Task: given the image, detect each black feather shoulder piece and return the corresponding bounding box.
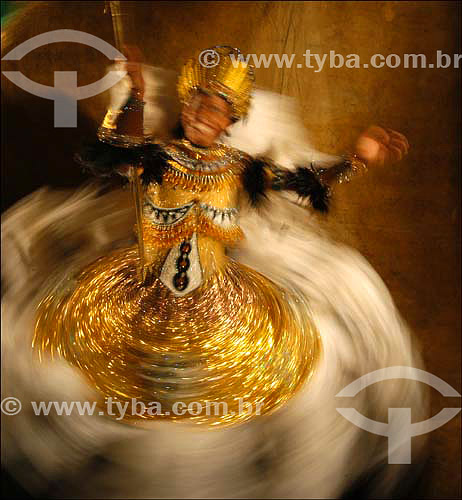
[74,140,168,186]
[242,157,330,213]
[139,144,169,186]
[283,166,330,213]
[242,157,269,207]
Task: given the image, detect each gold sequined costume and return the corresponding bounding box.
[34,139,320,427]
[33,48,321,427]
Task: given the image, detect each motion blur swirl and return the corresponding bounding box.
[33,247,320,426]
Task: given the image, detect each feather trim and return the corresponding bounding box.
[242,159,330,213]
[242,158,268,207]
[74,141,167,186]
[283,167,330,213]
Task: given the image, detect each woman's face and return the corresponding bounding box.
[181,92,233,147]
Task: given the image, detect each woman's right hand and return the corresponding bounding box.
[120,44,145,98]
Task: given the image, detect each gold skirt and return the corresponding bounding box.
[34,246,321,427]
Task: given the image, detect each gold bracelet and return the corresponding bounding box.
[337,153,368,184]
[97,126,148,148]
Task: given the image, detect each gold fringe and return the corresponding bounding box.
[162,159,243,192]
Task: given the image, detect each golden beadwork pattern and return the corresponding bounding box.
[140,212,244,249]
[162,158,243,192]
[163,139,246,169]
[33,248,320,427]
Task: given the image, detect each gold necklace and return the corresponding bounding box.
[163,139,245,174]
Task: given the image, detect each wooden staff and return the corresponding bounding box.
[104,1,147,283]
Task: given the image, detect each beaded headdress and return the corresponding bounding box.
[177,45,255,120]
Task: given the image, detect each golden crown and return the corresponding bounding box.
[177,46,255,120]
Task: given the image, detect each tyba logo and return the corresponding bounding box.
[2,29,127,127]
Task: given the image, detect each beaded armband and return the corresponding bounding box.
[97,91,147,148]
[317,153,368,186]
[97,126,147,148]
[260,153,367,213]
[265,160,326,192]
[338,153,368,183]
[262,160,330,212]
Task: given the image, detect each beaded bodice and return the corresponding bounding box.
[141,139,248,295]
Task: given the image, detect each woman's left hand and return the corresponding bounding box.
[355,125,410,167]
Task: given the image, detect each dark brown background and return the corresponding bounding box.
[1,1,461,498]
